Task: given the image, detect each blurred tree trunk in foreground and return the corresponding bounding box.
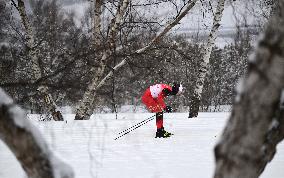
[0,88,73,178]
[214,0,284,177]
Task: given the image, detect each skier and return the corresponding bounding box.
[141,83,183,138]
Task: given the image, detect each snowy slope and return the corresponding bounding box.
[0,113,283,178]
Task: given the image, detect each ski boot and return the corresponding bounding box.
[155,127,173,138]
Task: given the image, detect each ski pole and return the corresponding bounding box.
[117,115,156,135]
[114,116,155,140]
[114,115,155,140]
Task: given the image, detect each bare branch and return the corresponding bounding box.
[136,0,198,54]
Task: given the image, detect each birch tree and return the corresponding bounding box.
[214,0,284,177]
[11,0,63,121]
[0,88,74,178]
[188,0,226,118]
[75,0,130,120]
[75,0,198,120]
[93,0,103,49]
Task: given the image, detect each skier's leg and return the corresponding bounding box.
[157,112,174,138]
[155,112,164,138]
[156,112,163,129]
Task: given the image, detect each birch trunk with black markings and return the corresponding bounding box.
[75,0,130,120]
[15,0,63,120]
[189,0,225,118]
[93,0,103,48]
[214,1,284,177]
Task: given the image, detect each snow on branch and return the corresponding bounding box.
[0,88,74,178]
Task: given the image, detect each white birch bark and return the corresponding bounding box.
[108,0,130,49]
[17,0,41,81]
[93,0,103,48]
[15,0,63,121]
[75,0,198,120]
[0,88,74,178]
[189,0,225,118]
[75,0,130,120]
[214,1,284,177]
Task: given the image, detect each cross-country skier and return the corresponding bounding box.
[141,83,183,138]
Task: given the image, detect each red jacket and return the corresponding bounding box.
[141,84,172,113]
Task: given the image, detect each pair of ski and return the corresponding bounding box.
[114,114,173,140]
[114,115,155,140]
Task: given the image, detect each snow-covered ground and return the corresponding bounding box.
[0,112,283,178]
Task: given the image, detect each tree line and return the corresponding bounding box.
[1,0,250,118]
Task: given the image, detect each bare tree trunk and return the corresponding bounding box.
[14,0,63,121]
[75,0,130,120]
[17,0,41,80]
[75,0,198,120]
[0,88,73,178]
[37,86,63,121]
[214,1,284,177]
[93,0,103,48]
[189,0,225,118]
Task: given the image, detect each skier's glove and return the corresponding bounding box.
[164,106,173,113]
[162,88,172,96]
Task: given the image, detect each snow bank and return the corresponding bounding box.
[2,112,283,178]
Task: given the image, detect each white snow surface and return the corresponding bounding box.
[1,113,284,178]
